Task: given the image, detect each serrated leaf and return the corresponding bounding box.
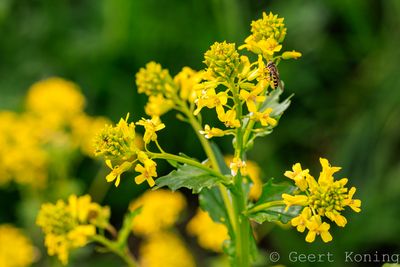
[155,164,222,193]
[260,88,293,117]
[249,205,302,224]
[248,178,302,224]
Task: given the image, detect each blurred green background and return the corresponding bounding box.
[1,0,399,266]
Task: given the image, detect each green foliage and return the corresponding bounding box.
[248,178,301,224]
[154,164,224,193]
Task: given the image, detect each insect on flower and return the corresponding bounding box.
[266,61,282,90]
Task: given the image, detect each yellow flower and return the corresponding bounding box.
[105,160,133,187]
[204,41,240,79]
[250,12,286,43]
[135,62,175,96]
[229,157,247,176]
[0,224,36,267]
[283,158,361,242]
[174,67,203,102]
[282,194,309,210]
[239,86,266,112]
[144,94,175,117]
[136,116,165,144]
[199,124,225,139]
[240,12,287,58]
[25,77,85,127]
[284,163,309,191]
[343,187,361,212]
[282,50,302,60]
[193,88,227,120]
[139,231,196,267]
[129,190,186,235]
[187,209,229,252]
[219,109,241,128]
[250,108,277,127]
[305,216,332,243]
[36,195,109,265]
[291,207,312,233]
[94,114,137,161]
[134,153,157,187]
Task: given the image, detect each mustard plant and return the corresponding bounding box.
[36,11,361,267]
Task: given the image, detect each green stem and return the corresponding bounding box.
[246,200,286,214]
[179,101,238,233]
[231,80,251,267]
[92,235,137,267]
[149,152,231,184]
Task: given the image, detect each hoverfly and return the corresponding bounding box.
[266,61,282,90]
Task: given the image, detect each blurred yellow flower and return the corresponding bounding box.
[36,195,109,265]
[174,67,203,102]
[187,209,228,253]
[139,231,196,267]
[136,62,175,96]
[0,224,36,267]
[25,77,85,128]
[129,189,186,236]
[0,112,48,187]
[144,94,174,117]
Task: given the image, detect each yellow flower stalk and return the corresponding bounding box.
[0,224,36,267]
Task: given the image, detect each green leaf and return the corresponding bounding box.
[248,178,302,224]
[155,164,222,193]
[199,143,232,231]
[199,187,230,225]
[210,142,230,175]
[260,87,293,117]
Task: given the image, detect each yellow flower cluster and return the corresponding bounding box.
[0,224,36,267]
[0,78,111,188]
[36,195,110,265]
[282,158,361,243]
[139,231,196,267]
[191,12,301,142]
[187,209,229,252]
[94,114,163,187]
[129,189,186,235]
[136,62,204,117]
[240,12,287,59]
